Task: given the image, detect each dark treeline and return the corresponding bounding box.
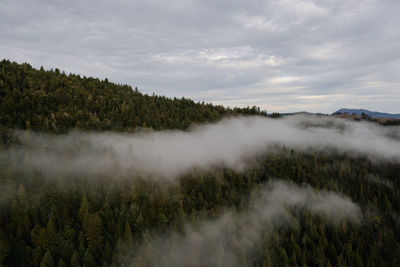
[0,60,399,266]
[0,59,265,133]
[383,120,400,126]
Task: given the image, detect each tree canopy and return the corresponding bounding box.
[0,60,399,266]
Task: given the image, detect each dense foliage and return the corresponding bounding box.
[1,149,399,267]
[0,60,399,266]
[0,59,265,133]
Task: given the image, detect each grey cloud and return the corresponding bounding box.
[127,180,361,267]
[2,116,400,180]
[1,0,400,113]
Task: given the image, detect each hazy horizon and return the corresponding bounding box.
[1,0,399,113]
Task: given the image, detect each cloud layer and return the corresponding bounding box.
[2,115,400,180]
[1,0,400,113]
[128,180,361,267]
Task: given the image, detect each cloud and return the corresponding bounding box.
[1,115,400,180]
[1,0,400,113]
[268,76,307,84]
[127,180,361,267]
[151,46,283,71]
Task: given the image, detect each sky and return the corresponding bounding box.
[1,0,399,113]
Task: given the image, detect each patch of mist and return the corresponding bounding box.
[126,180,361,267]
[0,115,399,180]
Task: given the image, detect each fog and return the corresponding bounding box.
[127,180,361,267]
[1,115,400,180]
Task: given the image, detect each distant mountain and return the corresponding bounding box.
[333,108,400,119]
[279,111,326,116]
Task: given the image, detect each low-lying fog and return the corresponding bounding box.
[1,115,399,180]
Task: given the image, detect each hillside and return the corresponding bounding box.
[0,60,399,267]
[0,60,264,133]
[333,108,400,119]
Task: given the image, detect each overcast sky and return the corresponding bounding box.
[1,0,399,113]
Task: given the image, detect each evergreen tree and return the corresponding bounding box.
[40,250,54,267]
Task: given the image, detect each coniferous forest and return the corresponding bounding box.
[0,60,400,267]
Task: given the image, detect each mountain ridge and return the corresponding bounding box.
[333,108,400,119]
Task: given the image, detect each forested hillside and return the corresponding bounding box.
[0,60,264,133]
[0,60,399,267]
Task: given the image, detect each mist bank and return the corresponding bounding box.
[1,115,400,180]
[127,180,361,267]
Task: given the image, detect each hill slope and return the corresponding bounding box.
[0,60,264,133]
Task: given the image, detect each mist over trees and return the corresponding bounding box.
[0,60,400,266]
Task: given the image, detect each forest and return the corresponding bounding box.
[0,60,400,267]
[0,60,264,134]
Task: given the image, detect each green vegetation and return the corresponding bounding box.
[0,60,399,266]
[0,59,265,133]
[1,150,399,266]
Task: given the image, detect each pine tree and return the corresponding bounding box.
[70,250,81,267]
[79,194,90,221]
[57,259,67,267]
[40,250,54,267]
[83,249,95,267]
[123,221,134,248]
